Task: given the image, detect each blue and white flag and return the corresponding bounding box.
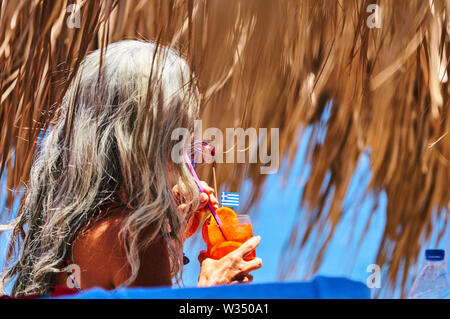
[221,192,240,207]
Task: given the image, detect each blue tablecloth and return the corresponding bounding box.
[59,276,370,299]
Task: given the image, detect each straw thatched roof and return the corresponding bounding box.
[0,0,448,296]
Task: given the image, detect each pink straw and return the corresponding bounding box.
[184,153,223,226]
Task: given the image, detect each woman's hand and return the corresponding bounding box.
[197,236,262,287]
[172,181,219,240]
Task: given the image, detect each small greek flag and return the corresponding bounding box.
[221,192,240,207]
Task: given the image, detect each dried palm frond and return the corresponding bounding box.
[0,0,448,296]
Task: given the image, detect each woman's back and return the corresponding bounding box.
[55,204,172,290]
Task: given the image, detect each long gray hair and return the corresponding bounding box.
[0,40,201,296]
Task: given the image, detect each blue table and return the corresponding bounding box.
[59,276,370,299]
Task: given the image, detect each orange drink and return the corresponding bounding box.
[202,208,256,261]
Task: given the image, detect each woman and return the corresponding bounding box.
[0,40,262,297]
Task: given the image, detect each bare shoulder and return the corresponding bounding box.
[75,205,129,250]
[70,204,172,289]
[67,205,130,289]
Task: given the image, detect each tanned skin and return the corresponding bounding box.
[55,205,172,289]
[55,181,262,290]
